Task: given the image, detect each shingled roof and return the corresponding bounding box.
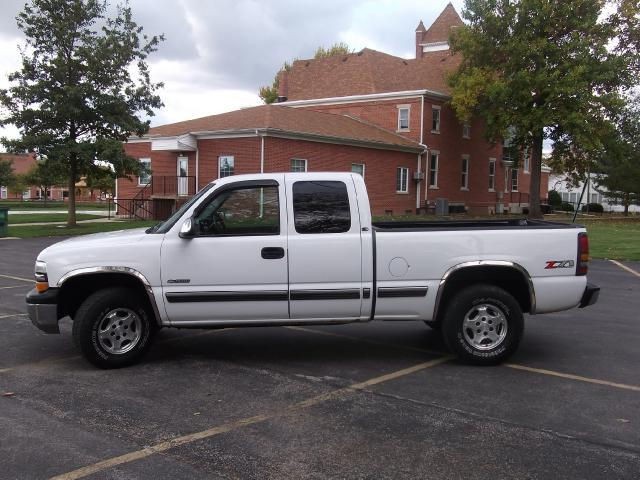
[280,3,464,101]
[144,105,422,152]
[281,48,460,101]
[420,2,464,44]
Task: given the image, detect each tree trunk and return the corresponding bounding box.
[67,158,77,227]
[624,194,629,216]
[528,131,544,219]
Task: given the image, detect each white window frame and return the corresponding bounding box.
[218,155,235,178]
[396,167,409,193]
[561,192,569,202]
[290,158,307,172]
[463,122,471,139]
[138,158,151,186]
[397,105,410,131]
[461,155,470,190]
[429,150,439,188]
[488,158,496,192]
[351,163,365,178]
[511,168,519,192]
[523,148,530,173]
[431,105,441,133]
[0,186,7,199]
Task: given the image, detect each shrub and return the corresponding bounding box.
[560,202,575,212]
[581,203,604,213]
[548,190,562,207]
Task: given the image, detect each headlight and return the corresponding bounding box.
[34,260,49,292]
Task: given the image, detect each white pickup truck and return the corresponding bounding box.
[27,172,599,368]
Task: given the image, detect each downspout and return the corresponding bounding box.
[418,94,428,210]
[195,145,199,191]
[259,131,265,173]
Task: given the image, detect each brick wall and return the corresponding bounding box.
[263,137,421,215]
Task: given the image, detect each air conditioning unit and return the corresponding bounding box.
[413,171,425,181]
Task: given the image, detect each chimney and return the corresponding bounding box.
[277,69,288,103]
[415,20,426,59]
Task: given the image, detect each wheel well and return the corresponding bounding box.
[435,266,532,323]
[58,273,158,324]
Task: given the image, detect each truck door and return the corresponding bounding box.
[286,176,363,320]
[160,177,289,324]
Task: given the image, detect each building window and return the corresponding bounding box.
[429,151,439,188]
[569,192,578,204]
[218,156,234,177]
[511,169,519,192]
[488,158,496,191]
[293,181,351,234]
[591,193,600,204]
[523,148,530,172]
[432,106,441,133]
[461,155,469,190]
[138,158,151,185]
[396,167,409,193]
[463,122,471,139]
[290,158,307,172]
[397,106,410,130]
[561,192,569,202]
[351,163,365,178]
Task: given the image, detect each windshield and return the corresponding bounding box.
[146,183,216,234]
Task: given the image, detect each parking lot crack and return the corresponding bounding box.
[359,387,640,457]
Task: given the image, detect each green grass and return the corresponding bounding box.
[573,220,640,261]
[0,200,111,210]
[7,220,156,238]
[8,213,105,224]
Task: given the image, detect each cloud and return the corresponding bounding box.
[0,0,466,137]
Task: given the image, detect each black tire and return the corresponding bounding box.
[441,284,523,366]
[72,287,156,368]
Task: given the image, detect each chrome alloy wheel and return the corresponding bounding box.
[97,308,142,355]
[462,303,508,351]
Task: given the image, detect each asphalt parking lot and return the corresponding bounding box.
[1,237,639,479]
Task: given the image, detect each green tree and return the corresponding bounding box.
[23,158,67,204]
[259,42,353,104]
[0,0,164,225]
[448,0,640,218]
[0,160,16,189]
[596,96,640,215]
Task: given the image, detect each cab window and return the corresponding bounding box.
[194,185,279,236]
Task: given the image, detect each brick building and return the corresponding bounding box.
[119,3,548,218]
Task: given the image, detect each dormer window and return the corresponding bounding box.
[397,106,410,131]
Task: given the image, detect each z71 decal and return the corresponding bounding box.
[545,260,575,269]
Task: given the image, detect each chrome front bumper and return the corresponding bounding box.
[26,288,60,334]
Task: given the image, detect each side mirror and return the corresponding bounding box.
[179,217,196,238]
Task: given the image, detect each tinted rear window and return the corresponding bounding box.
[292,181,351,234]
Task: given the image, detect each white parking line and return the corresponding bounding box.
[609,259,640,278]
[0,313,27,319]
[0,273,33,283]
[0,285,28,289]
[289,326,640,393]
[49,356,450,480]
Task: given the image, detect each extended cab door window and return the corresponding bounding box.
[292,181,350,234]
[287,178,363,320]
[194,186,279,236]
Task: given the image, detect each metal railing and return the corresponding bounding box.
[108,197,154,220]
[151,176,196,197]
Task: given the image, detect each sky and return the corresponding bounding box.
[0,0,465,141]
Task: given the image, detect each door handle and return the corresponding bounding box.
[261,247,285,259]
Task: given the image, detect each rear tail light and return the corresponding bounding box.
[576,232,589,276]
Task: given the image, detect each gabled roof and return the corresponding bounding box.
[142,105,421,152]
[280,3,464,101]
[420,2,464,44]
[282,47,460,100]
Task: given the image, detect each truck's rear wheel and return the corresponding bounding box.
[442,285,523,365]
[72,287,156,368]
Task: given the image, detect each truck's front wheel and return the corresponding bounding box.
[72,287,156,368]
[442,285,523,365]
